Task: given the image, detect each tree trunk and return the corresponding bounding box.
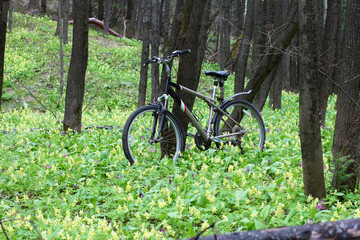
[0,0,9,110]
[298,0,326,199]
[63,0,90,132]
[218,0,225,70]
[97,0,104,20]
[137,0,150,107]
[40,0,46,13]
[234,0,254,93]
[57,0,64,107]
[28,0,39,10]
[243,0,299,102]
[289,34,299,92]
[134,0,144,40]
[172,0,211,137]
[160,0,170,55]
[235,0,245,36]
[103,0,111,35]
[318,0,342,126]
[8,0,12,33]
[332,0,360,191]
[251,0,265,74]
[269,0,285,110]
[63,0,69,44]
[150,0,160,102]
[183,218,360,240]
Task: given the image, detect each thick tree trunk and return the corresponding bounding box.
[332,0,360,191]
[137,0,150,107]
[234,0,254,93]
[184,218,360,240]
[251,0,265,75]
[298,0,326,199]
[0,0,9,110]
[172,0,211,136]
[63,0,90,132]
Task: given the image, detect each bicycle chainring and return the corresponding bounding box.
[194,131,211,151]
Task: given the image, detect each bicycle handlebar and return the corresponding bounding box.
[143,49,191,66]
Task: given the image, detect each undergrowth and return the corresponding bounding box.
[1,12,360,240]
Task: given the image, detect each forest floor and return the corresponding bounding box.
[1,11,360,240]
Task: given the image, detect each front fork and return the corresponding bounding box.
[149,94,169,143]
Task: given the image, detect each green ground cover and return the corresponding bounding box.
[1,12,360,240]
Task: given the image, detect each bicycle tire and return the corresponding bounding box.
[213,99,266,152]
[122,105,185,164]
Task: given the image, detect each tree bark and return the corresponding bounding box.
[234,0,254,93]
[28,0,39,10]
[137,0,150,107]
[171,0,211,137]
[97,0,104,20]
[0,0,9,110]
[318,0,342,126]
[40,0,46,13]
[8,0,12,33]
[63,0,90,132]
[184,218,360,240]
[103,0,111,35]
[298,0,326,199]
[57,0,64,107]
[150,0,160,102]
[269,0,285,110]
[332,0,360,191]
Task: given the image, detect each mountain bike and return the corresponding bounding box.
[122,49,265,164]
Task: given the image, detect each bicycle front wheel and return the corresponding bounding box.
[122,105,185,164]
[213,100,265,152]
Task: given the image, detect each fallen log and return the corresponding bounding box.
[68,17,123,38]
[185,218,360,240]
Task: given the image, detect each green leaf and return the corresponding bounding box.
[254,219,265,230]
[285,208,297,223]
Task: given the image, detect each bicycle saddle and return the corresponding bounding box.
[204,71,229,80]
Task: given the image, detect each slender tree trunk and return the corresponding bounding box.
[0,0,9,110]
[57,0,64,107]
[332,0,360,191]
[28,0,39,10]
[150,0,160,102]
[103,0,111,35]
[318,0,342,126]
[40,0,46,13]
[298,0,326,199]
[137,0,150,107]
[62,0,69,44]
[235,0,245,36]
[63,0,90,132]
[134,0,144,40]
[251,0,265,74]
[234,0,254,93]
[289,34,299,92]
[98,0,104,20]
[8,0,12,33]
[219,0,225,70]
[269,0,285,110]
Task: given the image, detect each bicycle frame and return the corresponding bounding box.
[155,59,251,143]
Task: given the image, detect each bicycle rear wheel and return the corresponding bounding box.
[213,100,265,152]
[122,105,185,164]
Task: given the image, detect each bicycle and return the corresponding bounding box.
[122,49,266,164]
